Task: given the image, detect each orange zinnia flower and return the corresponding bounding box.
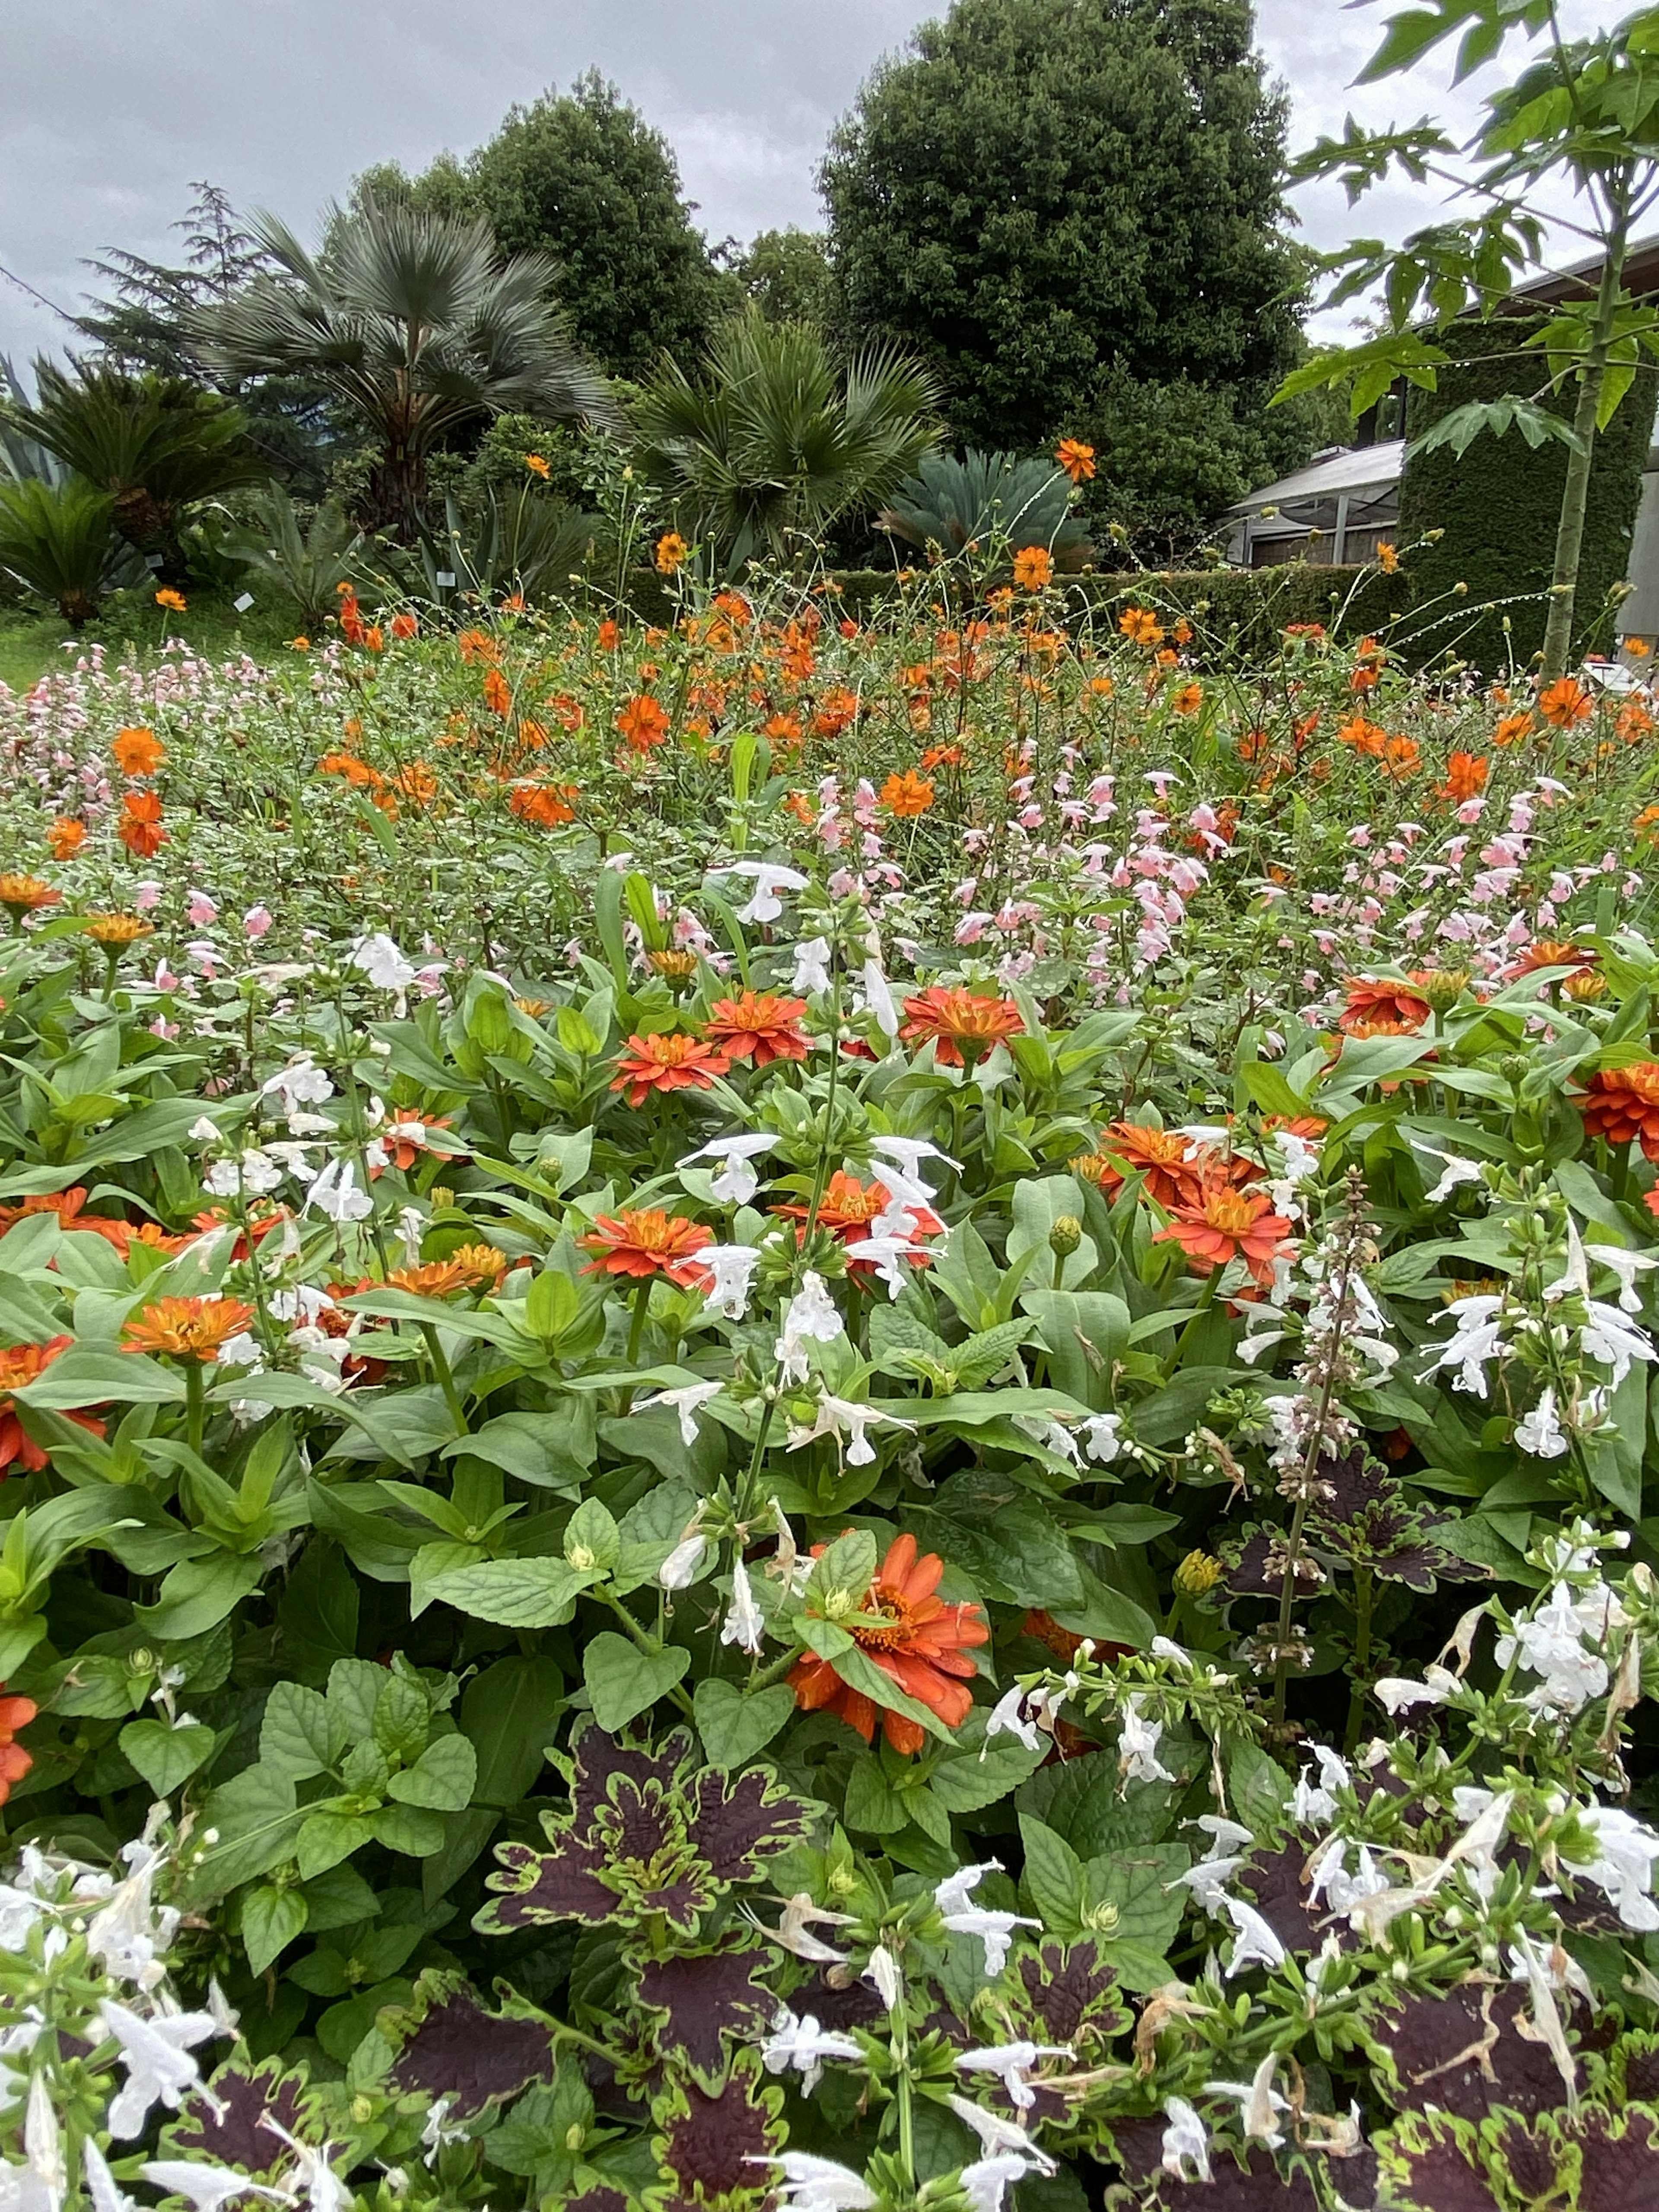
[0,1688,36,1806]
[391,611,419,640]
[577,1208,713,1285]
[0,1338,85,1473]
[118,791,167,858]
[880,769,936,817]
[1055,439,1096,484]
[483,668,513,718]
[0,874,60,918]
[122,1296,256,1361]
[773,1171,942,1249]
[111,726,165,776]
[617,694,671,750]
[47,818,86,860]
[1012,546,1053,591]
[85,914,153,947]
[1337,715,1387,756]
[1338,976,1433,1034]
[1119,607,1163,647]
[705,991,811,1066]
[1439,750,1489,801]
[656,531,689,575]
[1538,677,1593,728]
[1504,938,1594,982]
[610,1030,731,1106]
[0,1188,133,1249]
[1155,1187,1295,1286]
[899,985,1024,1067]
[1577,1063,1659,1159]
[1076,1122,1209,1211]
[789,1534,988,1755]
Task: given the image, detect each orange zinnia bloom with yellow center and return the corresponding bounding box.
[0,874,60,918]
[789,1533,988,1755]
[1577,1063,1659,1159]
[1338,976,1433,1035]
[610,1030,731,1106]
[1075,1122,1209,1211]
[85,914,153,947]
[1155,1187,1296,1286]
[122,1296,256,1362]
[773,1171,942,1246]
[880,769,936,817]
[0,1338,82,1474]
[704,992,811,1066]
[899,985,1023,1068]
[1504,938,1594,982]
[577,1208,713,1286]
[0,1688,37,1806]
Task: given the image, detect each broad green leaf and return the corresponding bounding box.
[242,1885,308,1976]
[386,1732,477,1812]
[297,1809,378,1881]
[191,1763,302,1900]
[582,1632,690,1733]
[423,1556,600,1627]
[1019,1815,1087,1937]
[135,1553,264,1641]
[15,1346,185,1408]
[118,1718,216,1796]
[462,1656,563,1805]
[693,1679,796,1769]
[261,1681,347,1780]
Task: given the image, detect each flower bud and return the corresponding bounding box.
[1174,1550,1224,1596]
[429,1186,455,1211]
[1417,969,1469,1012]
[1563,969,1607,1001]
[1049,1215,1083,1259]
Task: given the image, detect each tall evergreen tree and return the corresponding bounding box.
[820,0,1306,457]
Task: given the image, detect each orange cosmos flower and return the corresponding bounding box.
[1170,682,1203,716]
[1617,697,1655,742]
[1493,709,1533,747]
[1439,750,1488,801]
[117,791,167,858]
[154,588,188,613]
[880,769,936,817]
[457,628,498,665]
[47,818,86,860]
[1380,734,1421,780]
[705,991,811,1066]
[899,985,1024,1067]
[610,1030,731,1106]
[1338,715,1387,756]
[1338,976,1433,1034]
[390,611,419,640]
[1012,546,1053,591]
[0,874,60,919]
[788,1533,988,1756]
[655,531,689,575]
[617,694,671,750]
[811,686,860,740]
[1577,1063,1659,1159]
[1076,1122,1211,1211]
[577,1208,713,1285]
[0,1338,82,1473]
[1119,607,1164,647]
[1376,542,1399,574]
[1350,637,1384,692]
[1636,803,1659,842]
[921,743,963,769]
[1538,677,1593,728]
[111,726,165,777]
[122,1295,256,1362]
[524,452,551,479]
[1155,1186,1296,1286]
[509,779,580,827]
[483,668,513,718]
[1055,438,1096,484]
[0,1688,36,1807]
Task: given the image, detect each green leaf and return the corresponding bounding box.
[582,1632,690,1732]
[242,1885,308,1976]
[192,1763,302,1899]
[1089,1842,1189,1957]
[564,1497,620,1571]
[261,1681,348,1780]
[386,1732,477,1811]
[1018,1815,1087,1938]
[461,1655,563,1806]
[117,1718,216,1796]
[14,1346,185,1408]
[693,1679,796,1769]
[135,1552,264,1641]
[423,1556,600,1627]
[374,1672,430,1764]
[1229,1739,1292,1832]
[297,1809,378,1881]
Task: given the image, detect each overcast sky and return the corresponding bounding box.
[0,0,1620,373]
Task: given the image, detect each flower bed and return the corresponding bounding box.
[2,585,1659,2212]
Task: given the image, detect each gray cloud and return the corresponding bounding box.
[0,0,1619,370]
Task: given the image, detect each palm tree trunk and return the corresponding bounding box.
[1540,207,1629,680]
[364,445,428,543]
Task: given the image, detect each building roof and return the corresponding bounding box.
[1223,438,1405,518]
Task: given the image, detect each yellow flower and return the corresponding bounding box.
[154,588,188,613]
[524,454,551,480]
[655,531,689,576]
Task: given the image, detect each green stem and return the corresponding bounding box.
[422,1323,468,1434]
[185,1361,204,1457]
[626,1278,652,1370]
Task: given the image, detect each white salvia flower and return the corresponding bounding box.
[420,2098,467,2162]
[87,1840,180,1990]
[1291,1745,1351,1827]
[787,1394,912,1468]
[776,1272,843,1381]
[352,934,417,994]
[711,862,809,924]
[958,2156,1041,2212]
[859,961,900,1039]
[1422,1294,1509,1397]
[750,2153,874,2212]
[659,1521,709,1591]
[1410,1142,1487,1205]
[1078,1413,1124,1463]
[745,1892,856,1965]
[261,1055,334,1109]
[99,2001,218,2138]
[1206,2050,1289,2147]
[983,1685,1041,1753]
[141,2168,284,2212]
[953,2042,1073,2113]
[761,2005,864,2095]
[864,1943,903,2009]
[1308,1841,1390,1919]
[1374,1671,1455,1714]
[1220,1894,1287,1977]
[258,2122,351,2212]
[1160,2099,1211,2185]
[721,1559,766,1654]
[1495,1584,1620,1713]
[791,938,833,995]
[302,1156,372,1224]
[637,1381,724,1446]
[1587,1242,1659,1314]
[946,2098,1055,2172]
[680,1135,775,1205]
[933,1862,1041,1974]
[1150,1636,1193,1668]
[697,1243,761,1321]
[1578,1299,1658,1386]
[82,2143,136,2212]
[1561,1802,1659,1931]
[869,1135,960,1179]
[1170,1856,1245,1912]
[1119,1694,1174,1784]
[843,1233,928,1297]
[7,2075,64,2212]
[187,1116,221,1144]
[1012,1413,1079,1462]
[204,1149,284,1198]
[1515,1388,1569,1459]
[1192,1815,1254,1860]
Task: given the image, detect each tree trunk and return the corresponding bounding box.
[1540,212,1629,680]
[363,445,429,545]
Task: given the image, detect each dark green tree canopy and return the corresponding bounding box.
[368,72,724,381]
[727,229,835,326]
[820,0,1306,452]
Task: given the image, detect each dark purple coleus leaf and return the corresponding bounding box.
[387,1985,556,2117]
[1569,2106,1659,2208]
[1380,2132,1501,2212]
[1101,2114,1166,2184]
[654,2062,784,2209]
[478,1830,619,1932]
[1379,1983,1573,2123]
[1308,1452,1483,1591]
[790,1973,886,2036]
[1222,1529,1312,1605]
[165,2065,306,2175]
[568,1719,690,1823]
[1615,2032,1659,2105]
[687,1768,813,1883]
[1012,1939,1130,2050]
[1236,1844,1325,1956]
[565,2191,629,2212]
[636,1942,773,2082]
[1156,2148,1320,2208]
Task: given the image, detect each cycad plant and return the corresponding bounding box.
[4,361,267,575]
[878,448,1093,574]
[0,477,134,625]
[0,357,66,486]
[198,196,614,541]
[632,308,943,569]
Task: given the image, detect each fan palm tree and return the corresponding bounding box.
[198,196,614,540]
[5,360,267,575]
[632,309,943,569]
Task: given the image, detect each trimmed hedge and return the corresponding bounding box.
[1397,314,1657,669]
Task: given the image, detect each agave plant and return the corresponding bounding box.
[0,477,137,626]
[877,448,1093,572]
[363,489,604,610]
[218,485,365,629]
[5,360,267,575]
[0,357,67,487]
[198,197,614,542]
[632,308,942,569]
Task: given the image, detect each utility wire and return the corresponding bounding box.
[0,257,76,323]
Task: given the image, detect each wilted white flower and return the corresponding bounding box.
[1160,2099,1211,2184]
[761,2005,864,2095]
